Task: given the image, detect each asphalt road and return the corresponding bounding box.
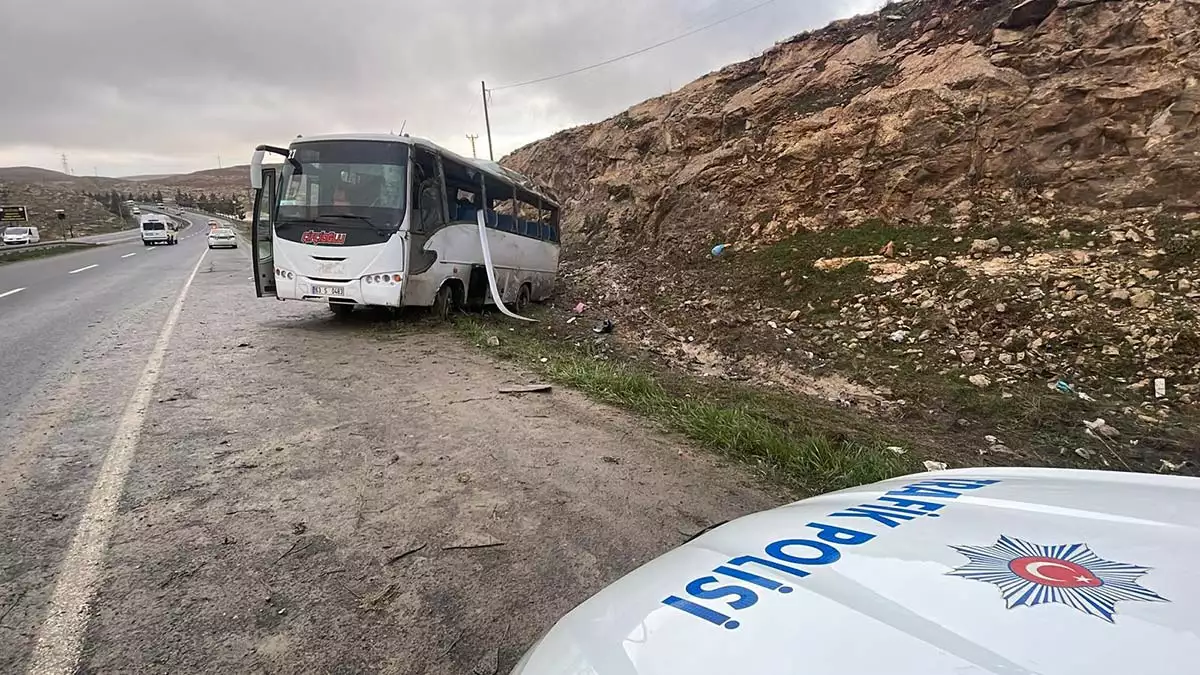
[0,215,206,419]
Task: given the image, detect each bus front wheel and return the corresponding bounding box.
[432,285,455,322]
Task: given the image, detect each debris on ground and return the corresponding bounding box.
[968,374,991,388]
[498,384,553,395]
[1084,418,1120,439]
[923,460,948,472]
[1159,458,1187,473]
[593,319,615,334]
[384,543,427,566]
[442,541,506,552]
[484,336,500,347]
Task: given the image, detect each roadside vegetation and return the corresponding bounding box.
[455,313,915,495]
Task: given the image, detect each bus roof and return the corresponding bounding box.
[289,133,559,207]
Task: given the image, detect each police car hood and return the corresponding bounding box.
[512,468,1199,675]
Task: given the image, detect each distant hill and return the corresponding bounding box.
[165,165,250,192]
[120,173,173,182]
[0,166,76,183]
[0,162,250,202]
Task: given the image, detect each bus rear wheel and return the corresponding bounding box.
[515,284,532,313]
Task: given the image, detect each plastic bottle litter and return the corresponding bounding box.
[711,243,731,257]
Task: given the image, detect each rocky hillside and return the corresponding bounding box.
[0,181,126,238]
[508,0,1197,248]
[504,0,1200,470]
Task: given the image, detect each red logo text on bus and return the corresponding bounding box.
[300,230,347,245]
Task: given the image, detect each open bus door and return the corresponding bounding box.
[250,163,277,298]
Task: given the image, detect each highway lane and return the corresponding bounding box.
[0,210,223,672]
[0,215,214,423]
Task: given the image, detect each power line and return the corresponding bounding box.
[492,0,779,91]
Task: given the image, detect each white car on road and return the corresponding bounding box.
[207,227,237,249]
[139,215,176,246]
[511,468,1196,675]
[2,226,40,245]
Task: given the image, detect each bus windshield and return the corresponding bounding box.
[277,141,409,233]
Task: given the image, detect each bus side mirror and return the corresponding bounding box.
[251,167,266,190]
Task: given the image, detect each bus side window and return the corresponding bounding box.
[441,158,480,223]
[412,149,445,234]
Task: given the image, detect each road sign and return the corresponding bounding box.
[0,206,29,223]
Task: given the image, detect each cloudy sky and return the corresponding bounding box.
[0,0,882,177]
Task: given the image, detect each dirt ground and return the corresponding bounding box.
[0,249,783,674]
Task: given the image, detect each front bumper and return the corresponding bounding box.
[275,273,404,308]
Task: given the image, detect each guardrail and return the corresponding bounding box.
[0,241,100,257]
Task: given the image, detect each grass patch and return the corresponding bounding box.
[455,315,913,495]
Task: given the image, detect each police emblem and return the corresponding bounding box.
[947,535,1168,622]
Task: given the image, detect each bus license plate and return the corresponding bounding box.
[312,285,344,297]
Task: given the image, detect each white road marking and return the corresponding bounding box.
[120,252,136,259]
[28,248,209,675]
[0,287,25,299]
[67,264,98,275]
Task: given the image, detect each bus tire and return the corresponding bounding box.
[432,284,455,322]
[329,302,354,318]
[516,283,532,313]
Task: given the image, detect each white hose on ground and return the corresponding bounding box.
[477,210,538,323]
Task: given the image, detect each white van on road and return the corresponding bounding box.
[139,215,177,246]
[2,226,40,245]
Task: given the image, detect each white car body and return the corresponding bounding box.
[512,468,1198,675]
[208,228,237,249]
[2,226,40,245]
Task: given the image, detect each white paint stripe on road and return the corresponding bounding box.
[120,252,136,259]
[67,264,98,275]
[28,248,209,675]
[0,287,25,299]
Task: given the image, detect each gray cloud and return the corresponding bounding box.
[0,0,881,175]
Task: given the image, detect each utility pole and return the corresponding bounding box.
[465,134,479,159]
[217,155,222,169]
[481,81,495,161]
[61,153,71,175]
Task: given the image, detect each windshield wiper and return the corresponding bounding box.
[311,213,391,236]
